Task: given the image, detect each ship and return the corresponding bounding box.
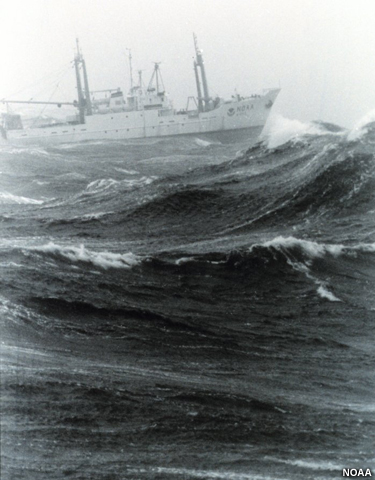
[1,36,280,145]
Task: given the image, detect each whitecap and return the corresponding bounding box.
[249,236,347,301]
[0,192,43,205]
[175,257,194,265]
[195,138,212,147]
[85,178,119,193]
[250,236,375,260]
[114,168,139,175]
[250,236,341,259]
[270,457,342,471]
[84,176,155,195]
[317,285,341,302]
[79,211,114,220]
[56,172,87,180]
[128,465,289,480]
[28,242,141,270]
[347,109,375,141]
[262,114,339,149]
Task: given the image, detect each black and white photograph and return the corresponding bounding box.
[1,1,374,479]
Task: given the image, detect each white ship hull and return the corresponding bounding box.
[4,89,279,146]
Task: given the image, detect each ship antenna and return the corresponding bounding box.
[76,38,81,58]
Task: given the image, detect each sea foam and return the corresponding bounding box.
[0,192,44,205]
[270,457,342,471]
[347,109,375,141]
[317,285,341,302]
[130,466,289,480]
[29,242,141,269]
[249,236,375,302]
[251,236,375,259]
[84,176,155,195]
[262,115,327,149]
[195,138,213,147]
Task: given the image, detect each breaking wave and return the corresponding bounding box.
[347,109,375,141]
[0,192,44,205]
[249,236,375,259]
[261,114,344,149]
[26,242,141,269]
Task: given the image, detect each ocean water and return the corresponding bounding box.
[1,117,374,480]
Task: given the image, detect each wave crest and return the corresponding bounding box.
[0,192,44,205]
[28,242,141,269]
[347,109,375,141]
[250,236,375,262]
[261,115,343,149]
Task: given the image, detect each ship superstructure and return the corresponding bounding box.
[1,36,280,145]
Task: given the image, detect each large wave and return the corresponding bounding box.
[114,126,375,243]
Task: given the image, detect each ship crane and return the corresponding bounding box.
[147,63,165,95]
[1,99,75,107]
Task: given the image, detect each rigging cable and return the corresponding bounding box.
[30,67,74,127]
[2,63,72,102]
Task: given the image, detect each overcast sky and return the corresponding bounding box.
[1,0,374,127]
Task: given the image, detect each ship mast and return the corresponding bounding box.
[193,60,203,113]
[193,33,210,112]
[1,41,85,118]
[74,39,93,123]
[74,40,85,123]
[81,58,92,116]
[126,48,134,91]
